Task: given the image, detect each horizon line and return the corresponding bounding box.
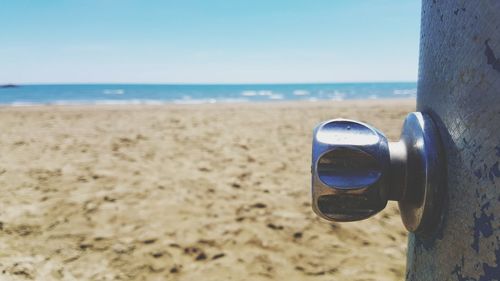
[2,80,417,86]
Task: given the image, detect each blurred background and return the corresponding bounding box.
[0,1,419,280]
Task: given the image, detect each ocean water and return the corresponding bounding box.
[0,83,416,106]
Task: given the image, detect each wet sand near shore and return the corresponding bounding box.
[0,99,414,281]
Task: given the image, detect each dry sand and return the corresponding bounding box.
[0,99,415,281]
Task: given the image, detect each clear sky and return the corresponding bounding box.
[0,0,421,84]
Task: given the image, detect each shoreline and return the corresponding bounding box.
[0,98,415,111]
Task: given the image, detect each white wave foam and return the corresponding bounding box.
[103,89,125,95]
[2,98,253,107]
[241,91,257,97]
[173,98,249,104]
[268,94,284,100]
[8,102,39,107]
[94,99,165,105]
[218,98,249,103]
[328,90,346,101]
[43,99,167,106]
[258,90,273,96]
[393,89,417,96]
[241,90,275,97]
[293,90,310,96]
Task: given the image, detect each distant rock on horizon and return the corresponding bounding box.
[0,84,19,89]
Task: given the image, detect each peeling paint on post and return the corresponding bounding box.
[407,0,500,280]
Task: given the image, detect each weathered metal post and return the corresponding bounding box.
[407,0,500,280]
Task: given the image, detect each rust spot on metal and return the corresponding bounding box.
[484,39,500,72]
[472,202,494,252]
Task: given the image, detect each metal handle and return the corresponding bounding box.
[311,112,445,234]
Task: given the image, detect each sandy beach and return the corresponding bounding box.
[0,99,414,281]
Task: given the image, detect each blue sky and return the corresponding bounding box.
[0,1,421,84]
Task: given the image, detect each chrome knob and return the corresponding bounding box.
[311,119,391,222]
[311,112,445,234]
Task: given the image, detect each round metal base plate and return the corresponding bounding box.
[398,112,445,235]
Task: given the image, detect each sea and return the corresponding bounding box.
[0,82,416,106]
